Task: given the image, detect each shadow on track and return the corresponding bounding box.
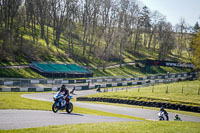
[57,112,84,116]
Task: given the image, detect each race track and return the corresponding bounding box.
[1,90,200,130]
[22,90,200,122]
[0,110,137,130]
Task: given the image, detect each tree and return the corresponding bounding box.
[157,21,175,60]
[118,0,130,68]
[34,0,48,39]
[25,0,37,41]
[148,11,165,49]
[49,0,68,47]
[140,6,151,48]
[133,5,142,52]
[175,18,188,59]
[193,22,200,33]
[191,31,200,69]
[63,0,78,56]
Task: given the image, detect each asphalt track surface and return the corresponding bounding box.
[0,110,137,130]
[22,90,200,122]
[0,90,139,130]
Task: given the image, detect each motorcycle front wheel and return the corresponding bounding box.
[52,103,59,113]
[66,102,73,113]
[159,117,164,121]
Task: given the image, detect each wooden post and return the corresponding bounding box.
[152,85,154,93]
[182,87,183,94]
[166,86,168,94]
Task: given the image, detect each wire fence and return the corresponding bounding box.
[100,84,200,95]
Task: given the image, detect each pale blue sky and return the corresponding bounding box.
[140,0,200,26]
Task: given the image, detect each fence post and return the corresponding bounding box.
[152,85,154,93]
[166,86,168,94]
[182,87,183,94]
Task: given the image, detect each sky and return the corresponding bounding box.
[140,0,200,26]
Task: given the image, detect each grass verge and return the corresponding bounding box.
[0,68,45,78]
[86,80,200,107]
[0,65,191,78]
[0,121,200,133]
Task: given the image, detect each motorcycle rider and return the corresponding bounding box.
[58,85,70,105]
[174,114,182,121]
[160,106,169,120]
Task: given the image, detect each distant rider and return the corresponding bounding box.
[174,114,182,121]
[160,107,169,120]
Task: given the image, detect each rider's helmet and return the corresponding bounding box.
[61,84,66,91]
[160,106,164,111]
[61,84,66,89]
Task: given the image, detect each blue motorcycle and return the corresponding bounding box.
[52,92,73,113]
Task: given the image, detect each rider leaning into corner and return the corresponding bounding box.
[58,85,70,103]
[160,106,169,120]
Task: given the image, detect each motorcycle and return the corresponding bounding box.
[52,92,73,113]
[158,111,166,121]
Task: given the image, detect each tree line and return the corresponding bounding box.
[0,0,199,70]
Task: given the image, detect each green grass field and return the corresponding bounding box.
[87,80,200,107]
[1,121,200,133]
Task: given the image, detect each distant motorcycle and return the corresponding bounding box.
[158,111,167,121]
[52,92,73,113]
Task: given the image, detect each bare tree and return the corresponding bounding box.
[157,21,175,60]
[140,6,151,48]
[148,11,165,49]
[49,0,69,47]
[25,0,37,41]
[175,18,188,59]
[35,0,46,39]
[63,0,78,56]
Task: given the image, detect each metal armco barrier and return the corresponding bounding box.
[0,72,198,91]
[0,72,197,86]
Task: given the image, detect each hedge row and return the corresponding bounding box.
[77,97,200,113]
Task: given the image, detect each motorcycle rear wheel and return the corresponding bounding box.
[66,102,73,113]
[52,103,59,113]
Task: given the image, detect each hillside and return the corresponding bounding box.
[0,0,194,78]
[0,22,191,65]
[0,21,193,78]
